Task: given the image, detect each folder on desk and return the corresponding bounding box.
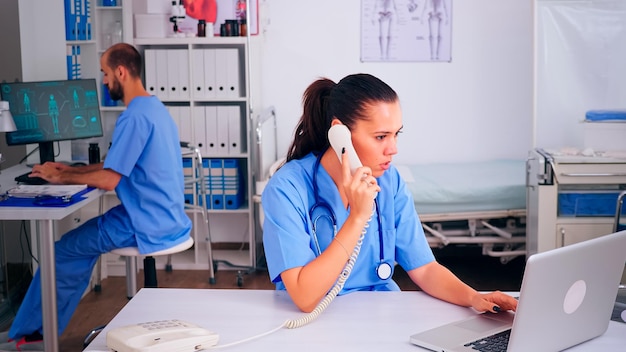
[0,185,93,208]
[7,185,88,198]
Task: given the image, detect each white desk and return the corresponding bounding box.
[0,164,105,352]
[84,288,626,351]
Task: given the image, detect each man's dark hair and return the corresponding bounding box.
[106,43,142,79]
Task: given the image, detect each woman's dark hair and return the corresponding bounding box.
[286,73,398,161]
[106,43,143,79]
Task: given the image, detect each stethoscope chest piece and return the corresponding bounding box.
[376,261,393,280]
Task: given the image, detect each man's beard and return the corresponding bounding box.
[107,79,123,101]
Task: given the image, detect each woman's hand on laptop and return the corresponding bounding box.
[471,291,518,313]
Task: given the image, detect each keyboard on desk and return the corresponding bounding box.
[464,329,510,352]
[14,172,48,185]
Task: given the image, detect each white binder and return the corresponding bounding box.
[203,49,217,99]
[155,49,169,100]
[227,106,241,155]
[216,106,230,154]
[204,105,218,156]
[191,49,205,100]
[224,48,240,98]
[144,49,157,96]
[167,105,180,129]
[192,106,207,156]
[178,106,192,145]
[166,49,180,100]
[215,49,239,98]
[178,49,190,100]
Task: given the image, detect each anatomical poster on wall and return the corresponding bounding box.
[361,0,452,62]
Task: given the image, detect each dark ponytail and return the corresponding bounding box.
[286,73,398,162]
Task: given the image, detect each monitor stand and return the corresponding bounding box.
[39,141,55,164]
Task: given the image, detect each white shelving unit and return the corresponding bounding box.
[99,5,256,277]
[130,35,255,274]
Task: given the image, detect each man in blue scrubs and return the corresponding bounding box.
[0,43,191,351]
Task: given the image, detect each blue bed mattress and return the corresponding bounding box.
[397,160,527,215]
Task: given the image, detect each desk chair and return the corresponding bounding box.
[112,236,194,299]
[83,237,194,348]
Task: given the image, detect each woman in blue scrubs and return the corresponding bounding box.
[262,73,518,313]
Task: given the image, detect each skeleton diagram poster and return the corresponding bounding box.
[361,0,452,62]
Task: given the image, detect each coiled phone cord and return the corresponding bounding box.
[212,210,373,349]
[283,209,372,329]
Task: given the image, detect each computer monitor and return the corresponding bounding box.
[0,78,103,164]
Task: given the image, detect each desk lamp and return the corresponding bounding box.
[0,101,17,170]
[0,101,16,133]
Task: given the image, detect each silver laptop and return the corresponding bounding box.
[410,230,626,352]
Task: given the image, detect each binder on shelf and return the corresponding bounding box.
[202,158,210,207]
[166,50,180,100]
[178,106,192,146]
[182,158,194,205]
[203,49,217,99]
[192,106,207,156]
[66,45,81,80]
[192,50,205,100]
[215,49,240,98]
[223,159,245,209]
[144,50,157,95]
[209,159,224,209]
[227,106,241,155]
[216,106,230,155]
[85,0,92,40]
[169,106,192,145]
[178,49,190,100]
[64,0,79,41]
[155,49,169,100]
[204,106,218,155]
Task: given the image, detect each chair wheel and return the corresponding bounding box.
[209,277,216,284]
[165,264,173,272]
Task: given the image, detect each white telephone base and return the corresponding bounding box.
[106,319,219,352]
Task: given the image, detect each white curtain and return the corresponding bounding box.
[535,0,626,149]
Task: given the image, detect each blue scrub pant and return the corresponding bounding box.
[8,214,137,339]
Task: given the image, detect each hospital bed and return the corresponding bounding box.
[397,160,527,262]
[253,109,527,263]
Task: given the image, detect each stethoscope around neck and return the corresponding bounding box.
[309,153,393,281]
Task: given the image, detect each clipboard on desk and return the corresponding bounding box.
[0,185,94,207]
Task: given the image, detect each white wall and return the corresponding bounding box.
[253,0,533,164]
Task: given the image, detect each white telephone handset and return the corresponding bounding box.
[284,124,371,329]
[327,124,362,174]
[106,319,218,352]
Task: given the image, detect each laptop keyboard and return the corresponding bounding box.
[464,329,510,352]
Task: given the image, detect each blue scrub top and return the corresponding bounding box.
[104,96,191,254]
[262,152,435,294]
